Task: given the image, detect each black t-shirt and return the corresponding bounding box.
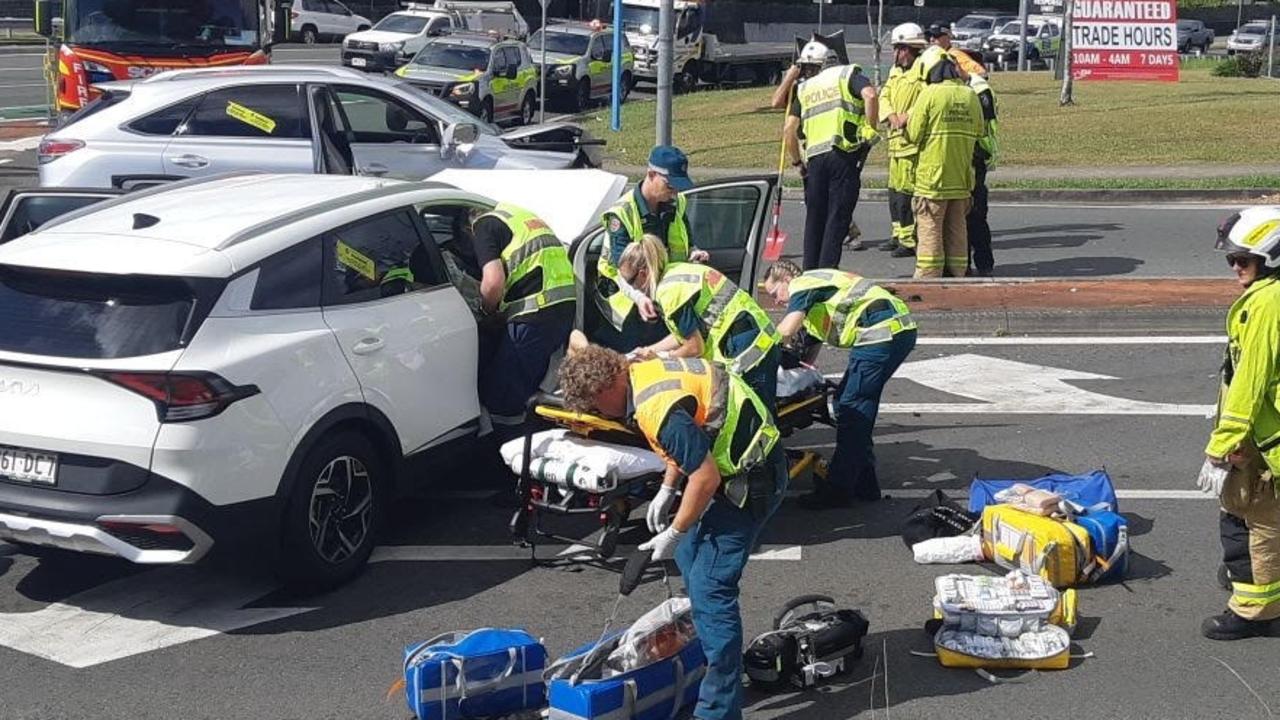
[472,215,550,319]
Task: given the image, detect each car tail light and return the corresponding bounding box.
[37,138,85,164]
[102,371,260,422]
[291,9,299,18]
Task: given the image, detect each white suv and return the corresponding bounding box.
[292,0,372,44]
[0,169,778,585]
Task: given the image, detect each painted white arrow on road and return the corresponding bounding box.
[878,353,1215,416]
[0,567,314,668]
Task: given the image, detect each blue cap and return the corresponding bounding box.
[647,145,693,191]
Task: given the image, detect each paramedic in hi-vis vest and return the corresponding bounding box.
[559,348,787,720]
[616,235,783,410]
[784,40,878,270]
[1198,207,1280,641]
[469,203,576,436]
[594,145,710,352]
[879,23,928,259]
[763,260,916,508]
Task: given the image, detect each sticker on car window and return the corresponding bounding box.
[336,240,377,281]
[225,101,278,134]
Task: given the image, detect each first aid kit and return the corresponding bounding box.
[981,504,1129,588]
[546,551,706,720]
[403,628,548,720]
[743,595,869,691]
[969,470,1119,515]
[930,571,1076,670]
[934,626,1072,670]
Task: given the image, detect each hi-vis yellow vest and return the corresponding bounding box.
[477,203,575,320]
[630,358,779,504]
[596,192,691,330]
[654,262,780,375]
[789,269,916,348]
[797,64,872,160]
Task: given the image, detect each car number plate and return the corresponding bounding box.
[0,445,58,485]
[351,57,367,67]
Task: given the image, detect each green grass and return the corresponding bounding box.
[583,68,1280,170]
[773,175,1280,190]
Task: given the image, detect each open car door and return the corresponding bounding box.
[0,188,123,244]
[570,175,778,334]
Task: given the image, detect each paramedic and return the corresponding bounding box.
[763,260,916,507]
[784,40,878,270]
[594,145,710,352]
[558,347,787,720]
[1199,207,1280,641]
[880,23,929,258]
[470,203,576,436]
[618,235,783,410]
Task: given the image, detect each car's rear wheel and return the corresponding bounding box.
[574,78,592,112]
[519,92,537,125]
[278,431,384,588]
[301,25,319,44]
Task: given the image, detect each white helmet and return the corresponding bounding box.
[890,22,928,49]
[1217,206,1280,269]
[798,40,838,67]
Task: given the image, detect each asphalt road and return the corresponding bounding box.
[1,338,1269,720]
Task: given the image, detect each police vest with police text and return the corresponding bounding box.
[798,64,872,160]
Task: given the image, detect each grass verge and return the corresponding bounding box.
[775,175,1280,191]
[583,68,1280,170]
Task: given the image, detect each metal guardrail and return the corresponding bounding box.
[0,16,32,40]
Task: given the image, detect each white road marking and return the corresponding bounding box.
[784,487,1211,501]
[0,158,11,166]
[0,83,44,89]
[916,336,1225,346]
[0,135,42,152]
[827,354,1214,416]
[370,543,802,562]
[0,568,313,668]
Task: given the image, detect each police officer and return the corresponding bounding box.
[784,40,878,270]
[617,235,783,410]
[762,260,916,508]
[470,202,576,436]
[880,23,928,258]
[1198,207,1280,641]
[595,145,710,352]
[966,58,999,277]
[558,347,788,720]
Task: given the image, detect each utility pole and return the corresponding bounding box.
[539,0,548,124]
[610,0,622,130]
[876,0,884,84]
[819,0,825,34]
[1017,0,1030,71]
[867,0,884,84]
[656,0,673,145]
[1059,0,1075,104]
[1269,14,1277,78]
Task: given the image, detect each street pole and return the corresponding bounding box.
[819,0,824,34]
[539,0,548,124]
[876,0,884,84]
[1269,15,1277,78]
[610,0,622,130]
[1017,0,1029,71]
[656,0,673,145]
[1237,0,1244,35]
[1059,0,1074,105]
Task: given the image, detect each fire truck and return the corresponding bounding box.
[33,0,292,114]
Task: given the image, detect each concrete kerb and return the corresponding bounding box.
[0,43,47,55]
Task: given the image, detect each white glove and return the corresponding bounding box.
[639,526,685,561]
[1197,457,1230,497]
[647,485,679,533]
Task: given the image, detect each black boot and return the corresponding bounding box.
[880,239,899,252]
[1201,611,1274,641]
[890,245,916,258]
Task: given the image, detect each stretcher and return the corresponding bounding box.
[508,354,835,563]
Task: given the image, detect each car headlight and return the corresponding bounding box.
[555,65,575,77]
[451,82,475,97]
[380,41,404,53]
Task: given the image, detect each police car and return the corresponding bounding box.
[396,32,540,125]
[528,21,634,111]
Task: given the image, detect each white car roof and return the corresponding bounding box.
[431,168,628,241]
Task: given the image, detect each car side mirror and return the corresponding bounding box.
[443,121,479,150]
[34,0,55,37]
[272,0,294,44]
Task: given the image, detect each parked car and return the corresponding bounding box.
[435,0,529,40]
[0,168,779,585]
[983,17,1062,67]
[36,65,602,189]
[1227,21,1270,55]
[342,1,527,72]
[1176,19,1215,54]
[950,13,1017,51]
[396,32,540,125]
[529,21,635,112]
[291,0,371,45]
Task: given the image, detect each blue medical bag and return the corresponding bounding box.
[403,628,547,720]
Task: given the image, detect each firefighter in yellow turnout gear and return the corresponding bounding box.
[1199,207,1280,641]
[880,23,929,258]
[558,347,788,720]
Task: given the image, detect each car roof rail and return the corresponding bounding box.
[145,65,367,83]
[218,181,455,250]
[34,171,268,235]
[438,26,514,41]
